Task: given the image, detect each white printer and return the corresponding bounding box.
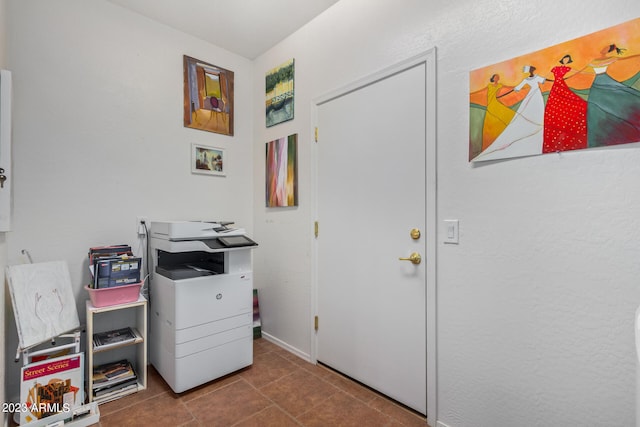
[148,221,258,393]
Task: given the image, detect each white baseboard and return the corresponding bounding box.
[261,332,311,363]
[437,422,453,427]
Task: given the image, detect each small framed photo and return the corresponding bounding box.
[191,143,225,176]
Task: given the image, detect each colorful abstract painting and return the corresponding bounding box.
[266,59,294,127]
[183,55,234,135]
[470,17,640,162]
[266,134,298,207]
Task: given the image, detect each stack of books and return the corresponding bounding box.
[88,245,141,289]
[92,359,138,401]
[93,327,138,350]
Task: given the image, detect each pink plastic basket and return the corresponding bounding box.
[85,282,142,307]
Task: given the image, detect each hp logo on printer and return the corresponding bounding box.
[216,293,223,300]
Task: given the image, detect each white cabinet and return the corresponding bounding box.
[86,296,147,403]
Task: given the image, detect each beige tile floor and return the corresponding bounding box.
[95,338,429,426]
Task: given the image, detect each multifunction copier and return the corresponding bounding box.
[148,221,258,393]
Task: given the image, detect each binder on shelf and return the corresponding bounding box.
[92,257,141,289]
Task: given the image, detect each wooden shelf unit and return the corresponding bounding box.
[86,296,147,404]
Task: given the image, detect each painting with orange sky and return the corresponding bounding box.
[469,17,640,162]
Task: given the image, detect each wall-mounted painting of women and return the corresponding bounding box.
[470,17,640,162]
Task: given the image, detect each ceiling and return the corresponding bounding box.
[107,0,340,59]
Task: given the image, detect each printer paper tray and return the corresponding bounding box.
[176,318,252,358]
[151,238,256,254]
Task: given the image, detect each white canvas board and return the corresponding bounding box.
[7,261,80,349]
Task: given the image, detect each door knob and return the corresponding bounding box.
[398,252,421,265]
[410,228,421,240]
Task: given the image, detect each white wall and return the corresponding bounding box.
[0,0,7,415]
[253,0,640,426]
[0,0,5,67]
[4,0,253,399]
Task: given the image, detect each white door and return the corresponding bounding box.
[315,59,428,414]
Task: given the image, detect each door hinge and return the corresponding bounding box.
[315,127,318,142]
[314,315,319,331]
[314,221,319,238]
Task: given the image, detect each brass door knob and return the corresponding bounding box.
[398,252,421,265]
[410,228,421,239]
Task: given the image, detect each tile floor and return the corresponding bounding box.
[96,338,429,426]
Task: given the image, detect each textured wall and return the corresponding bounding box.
[0,0,7,415]
[3,0,640,424]
[252,0,640,426]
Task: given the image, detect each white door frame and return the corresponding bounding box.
[310,48,437,422]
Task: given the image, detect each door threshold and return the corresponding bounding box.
[317,361,427,419]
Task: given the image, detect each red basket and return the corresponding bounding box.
[85,282,142,307]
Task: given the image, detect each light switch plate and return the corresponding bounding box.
[444,219,459,244]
